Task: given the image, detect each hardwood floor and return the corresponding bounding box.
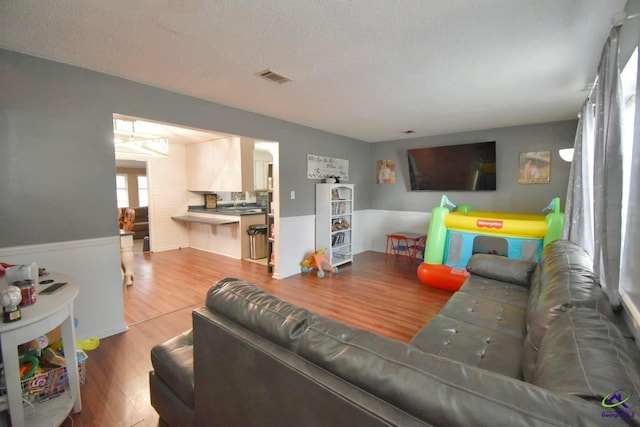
[61,248,452,427]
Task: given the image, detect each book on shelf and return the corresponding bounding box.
[332,232,345,246]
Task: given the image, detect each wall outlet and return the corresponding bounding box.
[290,190,296,200]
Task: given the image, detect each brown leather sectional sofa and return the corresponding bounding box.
[150,240,640,426]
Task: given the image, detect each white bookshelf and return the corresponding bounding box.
[315,184,354,267]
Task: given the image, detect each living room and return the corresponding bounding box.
[1,0,640,425]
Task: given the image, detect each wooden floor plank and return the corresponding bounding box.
[60,249,451,427]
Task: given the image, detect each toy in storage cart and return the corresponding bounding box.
[21,348,87,403]
[0,348,87,405]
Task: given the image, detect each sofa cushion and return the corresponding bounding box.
[298,317,611,427]
[438,292,526,338]
[410,314,523,378]
[528,267,611,340]
[150,329,194,408]
[526,239,597,318]
[466,254,537,287]
[531,308,640,407]
[522,240,615,381]
[206,278,313,352]
[458,275,529,308]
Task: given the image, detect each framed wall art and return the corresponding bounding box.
[518,151,551,184]
[376,160,396,184]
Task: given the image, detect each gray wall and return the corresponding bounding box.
[370,120,577,213]
[0,49,370,247]
[0,48,577,249]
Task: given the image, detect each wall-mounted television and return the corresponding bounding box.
[407,141,496,191]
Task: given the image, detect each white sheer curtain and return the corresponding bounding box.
[563,100,594,256]
[563,26,624,309]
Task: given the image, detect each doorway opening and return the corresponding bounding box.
[112,113,280,260]
[116,159,149,254]
[113,113,281,325]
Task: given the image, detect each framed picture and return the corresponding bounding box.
[518,151,551,184]
[376,160,395,184]
[331,188,340,200]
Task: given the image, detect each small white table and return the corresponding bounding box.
[120,229,135,286]
[0,273,82,427]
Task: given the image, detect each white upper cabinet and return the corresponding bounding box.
[186,137,254,192]
[253,149,272,190]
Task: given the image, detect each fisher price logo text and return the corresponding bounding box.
[477,220,504,229]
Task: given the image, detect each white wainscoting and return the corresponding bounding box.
[277,209,431,278]
[358,209,431,253]
[0,237,128,340]
[277,215,316,279]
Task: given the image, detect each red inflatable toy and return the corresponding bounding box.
[417,263,469,292]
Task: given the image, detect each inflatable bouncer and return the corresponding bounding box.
[417,195,564,291]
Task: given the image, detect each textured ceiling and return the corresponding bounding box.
[0,0,628,142]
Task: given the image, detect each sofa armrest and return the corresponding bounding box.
[192,307,427,427]
[466,254,537,287]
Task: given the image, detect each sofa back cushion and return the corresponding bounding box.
[297,317,614,426]
[527,240,591,304]
[205,278,312,352]
[531,307,640,408]
[466,254,537,287]
[522,240,613,380]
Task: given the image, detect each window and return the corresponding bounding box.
[621,48,636,247]
[621,49,636,254]
[620,47,639,319]
[138,175,149,207]
[116,174,129,208]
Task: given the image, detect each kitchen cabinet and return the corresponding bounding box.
[316,184,354,267]
[253,149,272,190]
[254,159,269,190]
[186,137,254,192]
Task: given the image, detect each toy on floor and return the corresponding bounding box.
[301,248,339,278]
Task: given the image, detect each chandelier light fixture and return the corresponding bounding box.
[113,118,169,157]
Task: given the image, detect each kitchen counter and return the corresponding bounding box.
[179,207,267,259]
[171,216,239,225]
[188,205,266,216]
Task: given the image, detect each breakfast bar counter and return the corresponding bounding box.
[171,216,239,226]
[172,208,266,259]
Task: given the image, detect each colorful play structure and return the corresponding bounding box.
[417,195,564,291]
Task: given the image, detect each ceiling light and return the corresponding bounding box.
[559,148,574,162]
[113,119,169,157]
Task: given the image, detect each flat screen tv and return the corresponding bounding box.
[407,141,496,191]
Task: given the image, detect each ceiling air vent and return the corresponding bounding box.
[256,69,292,84]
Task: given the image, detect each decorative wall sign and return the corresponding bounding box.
[376,160,395,184]
[518,151,551,184]
[307,154,349,180]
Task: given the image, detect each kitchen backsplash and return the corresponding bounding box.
[188,191,268,207]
